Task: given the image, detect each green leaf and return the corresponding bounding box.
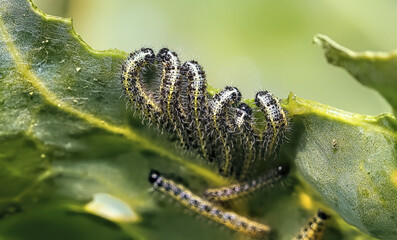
[284,94,397,240]
[314,34,397,114]
[0,0,225,239]
[0,1,395,240]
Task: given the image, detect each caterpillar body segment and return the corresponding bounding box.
[203,165,290,201]
[149,170,271,237]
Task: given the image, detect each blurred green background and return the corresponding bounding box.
[33,0,397,115]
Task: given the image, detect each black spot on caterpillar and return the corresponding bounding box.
[203,165,290,201]
[121,48,289,180]
[148,170,271,237]
[295,211,330,240]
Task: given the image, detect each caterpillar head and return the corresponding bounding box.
[148,170,161,184]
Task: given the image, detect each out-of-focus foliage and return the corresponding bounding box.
[314,35,397,115]
[34,0,397,116]
[0,1,396,240]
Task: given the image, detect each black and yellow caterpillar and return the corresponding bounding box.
[121,48,289,180]
[148,170,271,238]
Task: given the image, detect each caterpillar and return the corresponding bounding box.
[148,170,271,237]
[121,48,160,121]
[156,48,186,147]
[255,91,289,159]
[208,86,242,175]
[203,165,290,201]
[181,61,209,158]
[121,48,289,179]
[294,211,330,240]
[232,103,257,180]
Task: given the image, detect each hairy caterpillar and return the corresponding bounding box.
[295,211,330,240]
[156,48,186,147]
[181,61,209,158]
[232,103,257,180]
[121,48,290,180]
[208,86,242,175]
[203,165,290,201]
[255,91,289,159]
[121,48,160,121]
[148,170,271,237]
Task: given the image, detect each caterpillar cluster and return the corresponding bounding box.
[121,48,289,180]
[122,48,330,239]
